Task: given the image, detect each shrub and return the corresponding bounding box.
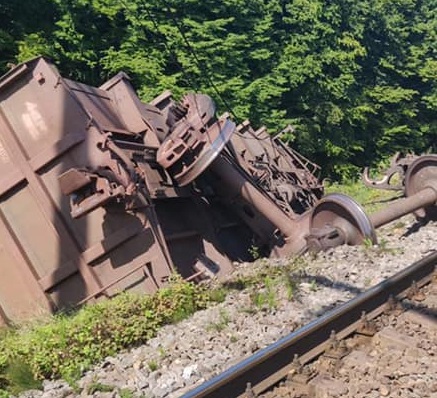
[0,275,211,390]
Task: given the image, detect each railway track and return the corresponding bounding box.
[181,251,437,398]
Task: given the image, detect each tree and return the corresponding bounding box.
[0,0,435,180]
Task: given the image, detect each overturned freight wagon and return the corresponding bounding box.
[0,57,328,324]
[3,57,436,324]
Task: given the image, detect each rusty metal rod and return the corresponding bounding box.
[211,155,307,252]
[370,186,437,228]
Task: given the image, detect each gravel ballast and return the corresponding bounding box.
[18,215,437,398]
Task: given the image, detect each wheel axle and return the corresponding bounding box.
[307,155,437,251]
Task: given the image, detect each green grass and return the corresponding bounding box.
[248,244,261,260]
[119,389,135,398]
[87,380,114,395]
[206,309,231,332]
[250,276,278,310]
[207,287,229,303]
[2,360,41,396]
[325,181,400,214]
[147,360,159,372]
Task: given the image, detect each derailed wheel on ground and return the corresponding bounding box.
[404,155,437,220]
[309,193,377,250]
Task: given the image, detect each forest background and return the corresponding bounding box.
[0,0,436,180]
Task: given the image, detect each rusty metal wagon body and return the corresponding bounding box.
[0,58,323,323]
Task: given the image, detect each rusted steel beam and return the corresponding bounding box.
[369,155,437,228]
[370,186,437,228]
[210,155,310,254]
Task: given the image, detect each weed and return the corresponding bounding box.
[362,236,396,256]
[69,380,81,395]
[0,274,212,388]
[309,280,318,292]
[208,288,228,303]
[279,267,299,301]
[250,277,277,310]
[285,279,296,300]
[219,309,230,324]
[3,359,41,395]
[0,390,9,398]
[119,388,135,398]
[378,237,388,251]
[158,346,166,359]
[0,328,10,341]
[392,220,406,230]
[0,356,8,392]
[265,277,277,309]
[223,278,249,291]
[376,238,399,255]
[362,237,374,250]
[239,306,257,315]
[285,256,308,273]
[364,277,373,287]
[147,360,158,372]
[207,309,231,332]
[248,244,261,260]
[249,291,264,308]
[230,335,238,343]
[87,380,114,395]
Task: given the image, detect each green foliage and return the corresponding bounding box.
[362,237,374,250]
[207,287,228,304]
[0,263,306,394]
[230,334,238,343]
[224,257,306,308]
[250,276,278,310]
[362,236,398,256]
[119,389,135,398]
[0,0,436,177]
[147,360,158,372]
[0,356,41,396]
[283,271,298,301]
[248,244,261,260]
[206,309,231,333]
[87,380,114,395]
[0,275,211,389]
[325,181,399,214]
[157,346,167,359]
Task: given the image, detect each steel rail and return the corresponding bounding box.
[181,250,437,398]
